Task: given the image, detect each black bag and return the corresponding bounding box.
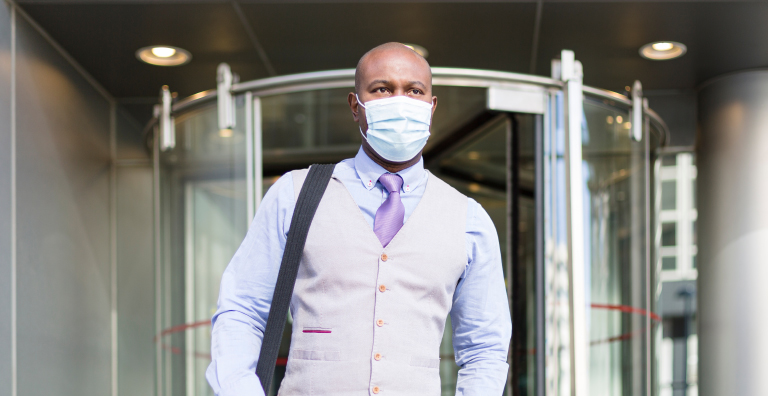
[255,164,335,393]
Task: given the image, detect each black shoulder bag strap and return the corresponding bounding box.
[255,163,335,393]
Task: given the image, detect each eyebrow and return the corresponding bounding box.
[409,81,427,89]
[366,79,427,90]
[367,79,391,89]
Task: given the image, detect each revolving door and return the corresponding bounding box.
[151,51,668,396]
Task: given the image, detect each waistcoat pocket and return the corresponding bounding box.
[292,349,341,361]
[302,327,332,334]
[409,356,440,369]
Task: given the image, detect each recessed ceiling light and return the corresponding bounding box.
[136,45,191,66]
[639,41,686,61]
[151,47,176,58]
[402,43,429,58]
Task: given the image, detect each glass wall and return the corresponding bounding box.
[152,67,667,396]
[541,93,663,396]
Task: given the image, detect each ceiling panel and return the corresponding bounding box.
[20,3,270,97]
[18,1,768,102]
[536,2,768,91]
[20,2,538,99]
[240,2,537,75]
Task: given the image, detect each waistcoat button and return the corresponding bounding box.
[374,353,382,361]
[379,284,386,292]
[376,319,384,327]
[372,386,380,394]
[381,253,388,261]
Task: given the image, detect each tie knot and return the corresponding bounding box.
[378,173,403,193]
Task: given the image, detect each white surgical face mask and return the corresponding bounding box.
[357,94,433,162]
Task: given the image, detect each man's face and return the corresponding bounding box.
[349,47,437,136]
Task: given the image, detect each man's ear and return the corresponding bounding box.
[348,92,360,122]
[430,96,438,117]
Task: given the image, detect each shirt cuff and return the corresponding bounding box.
[206,358,265,396]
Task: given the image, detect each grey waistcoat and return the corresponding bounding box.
[278,169,467,396]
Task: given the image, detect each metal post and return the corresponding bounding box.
[253,96,263,210]
[218,63,235,131]
[506,115,514,396]
[561,49,588,396]
[152,126,163,396]
[632,81,643,142]
[245,93,255,222]
[159,86,175,151]
[534,113,546,396]
[643,96,652,396]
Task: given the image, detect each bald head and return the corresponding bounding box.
[354,42,432,94]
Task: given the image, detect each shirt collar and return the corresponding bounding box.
[353,146,425,194]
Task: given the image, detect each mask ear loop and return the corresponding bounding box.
[358,126,368,142]
[355,94,367,109]
[356,94,369,142]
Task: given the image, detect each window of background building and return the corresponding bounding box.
[662,256,677,271]
[658,152,697,280]
[661,180,677,210]
[662,222,677,246]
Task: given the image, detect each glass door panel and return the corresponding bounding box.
[157,96,248,396]
[582,97,651,396]
[543,91,571,396]
[429,112,537,396]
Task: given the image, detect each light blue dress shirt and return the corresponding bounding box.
[207,147,511,395]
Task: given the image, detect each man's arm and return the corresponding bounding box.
[205,173,295,396]
[450,198,512,396]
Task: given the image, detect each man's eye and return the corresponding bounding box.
[375,87,388,93]
[411,89,423,95]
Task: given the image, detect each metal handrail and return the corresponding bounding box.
[151,67,669,145]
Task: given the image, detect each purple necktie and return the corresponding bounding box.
[374,173,405,247]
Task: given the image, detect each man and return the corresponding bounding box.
[206,42,511,396]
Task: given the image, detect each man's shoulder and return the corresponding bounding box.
[286,159,354,196]
[426,171,469,202]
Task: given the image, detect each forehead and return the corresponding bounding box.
[358,49,431,85]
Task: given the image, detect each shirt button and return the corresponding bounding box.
[405,185,410,192]
[381,253,388,262]
[374,353,382,361]
[376,319,384,327]
[379,284,386,292]
[372,386,380,394]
